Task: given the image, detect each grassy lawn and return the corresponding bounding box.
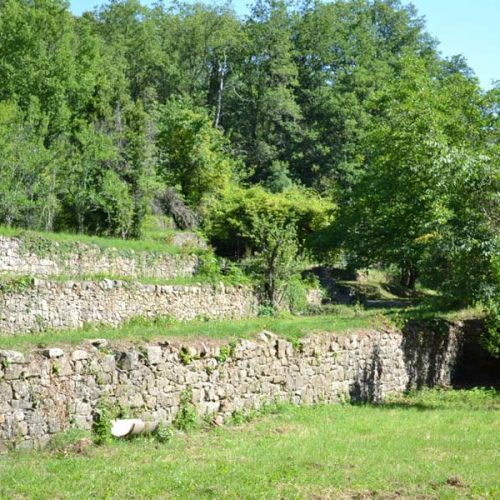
[0,309,387,351]
[1,389,498,499]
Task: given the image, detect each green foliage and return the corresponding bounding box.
[0,0,495,317]
[92,401,114,446]
[0,275,34,295]
[179,346,200,366]
[151,423,173,444]
[284,276,310,315]
[215,341,237,364]
[203,185,334,258]
[195,254,222,282]
[0,101,56,231]
[257,304,277,317]
[335,55,498,302]
[252,221,302,308]
[263,160,294,193]
[52,362,61,376]
[156,99,237,205]
[483,292,500,358]
[203,184,333,308]
[229,0,302,183]
[173,389,198,432]
[417,152,499,306]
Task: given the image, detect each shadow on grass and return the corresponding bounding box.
[348,385,500,412]
[348,400,440,411]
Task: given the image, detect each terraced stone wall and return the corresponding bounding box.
[0,279,258,334]
[0,321,465,451]
[0,236,199,279]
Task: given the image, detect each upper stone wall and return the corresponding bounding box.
[0,279,258,334]
[0,236,199,279]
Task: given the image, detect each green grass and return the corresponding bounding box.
[1,389,498,498]
[0,304,483,352]
[0,272,250,289]
[0,225,190,256]
[0,309,386,351]
[335,267,438,301]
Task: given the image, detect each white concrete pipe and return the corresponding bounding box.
[111,419,159,438]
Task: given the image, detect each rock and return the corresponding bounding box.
[0,324,466,452]
[0,350,25,364]
[116,351,139,371]
[145,346,162,365]
[255,330,277,342]
[41,348,64,359]
[88,339,109,349]
[71,350,89,361]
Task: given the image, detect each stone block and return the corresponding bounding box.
[41,348,64,359]
[145,346,162,365]
[72,350,89,361]
[0,350,25,364]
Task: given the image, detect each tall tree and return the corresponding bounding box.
[224,0,302,183]
[335,55,495,291]
[293,0,436,190]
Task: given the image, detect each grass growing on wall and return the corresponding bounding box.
[0,225,194,256]
[0,309,388,351]
[1,389,498,498]
[0,305,482,352]
[0,272,251,289]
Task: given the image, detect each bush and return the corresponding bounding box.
[173,389,198,431]
[203,185,334,258]
[483,297,500,358]
[284,276,310,314]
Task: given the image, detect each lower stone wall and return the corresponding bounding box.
[0,236,199,280]
[0,321,465,451]
[0,280,258,334]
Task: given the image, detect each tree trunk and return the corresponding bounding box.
[213,51,226,129]
[400,263,418,289]
[77,212,85,234]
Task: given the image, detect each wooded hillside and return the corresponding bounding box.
[0,0,498,346]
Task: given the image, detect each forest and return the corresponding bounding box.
[0,0,498,349]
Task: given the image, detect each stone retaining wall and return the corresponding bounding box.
[0,236,199,279]
[0,279,258,334]
[0,321,464,451]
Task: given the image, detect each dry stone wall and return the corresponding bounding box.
[0,279,258,334]
[0,236,199,279]
[0,321,464,451]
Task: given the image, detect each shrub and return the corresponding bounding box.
[202,185,334,259]
[483,297,500,358]
[173,389,197,431]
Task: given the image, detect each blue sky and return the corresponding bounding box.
[69,0,499,89]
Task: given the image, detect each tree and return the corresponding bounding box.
[0,101,58,230]
[156,99,237,205]
[0,0,77,143]
[253,221,301,308]
[203,185,334,258]
[224,0,302,183]
[335,56,492,289]
[292,0,436,191]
